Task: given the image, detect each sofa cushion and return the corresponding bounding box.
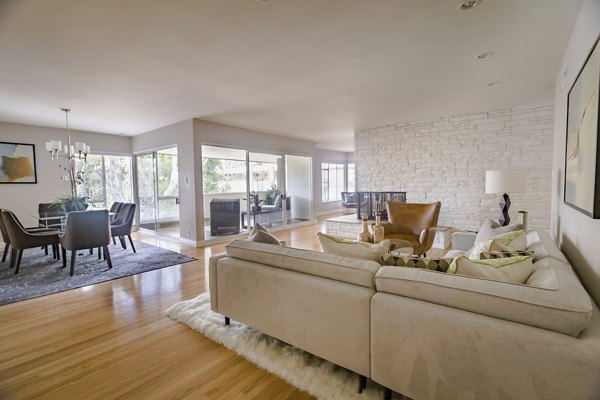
[374,257,593,337]
[317,232,391,261]
[225,239,381,288]
[448,255,536,283]
[475,218,524,243]
[526,230,569,264]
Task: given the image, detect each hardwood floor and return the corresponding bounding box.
[0,220,446,400]
[0,223,325,400]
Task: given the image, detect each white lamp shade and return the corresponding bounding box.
[485,170,527,194]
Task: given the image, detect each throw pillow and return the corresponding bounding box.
[317,232,391,261]
[381,254,453,272]
[448,255,535,283]
[475,219,524,243]
[274,195,283,207]
[469,230,527,259]
[248,230,282,246]
[479,250,535,260]
[249,223,269,236]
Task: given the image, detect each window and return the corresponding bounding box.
[77,154,133,208]
[202,146,247,194]
[321,162,345,202]
[347,162,356,192]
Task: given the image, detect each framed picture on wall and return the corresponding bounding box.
[0,141,38,184]
[564,35,600,218]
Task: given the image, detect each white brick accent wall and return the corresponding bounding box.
[354,104,554,231]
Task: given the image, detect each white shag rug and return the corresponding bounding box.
[166,292,388,400]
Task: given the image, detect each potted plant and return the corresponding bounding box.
[245,191,264,212]
[265,184,282,205]
[51,194,89,213]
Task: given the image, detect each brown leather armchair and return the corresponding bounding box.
[381,201,441,256]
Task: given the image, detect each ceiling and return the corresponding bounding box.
[0,0,582,152]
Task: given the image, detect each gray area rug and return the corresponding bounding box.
[0,241,195,306]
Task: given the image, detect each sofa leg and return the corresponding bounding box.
[358,375,367,393]
[224,316,230,326]
[383,388,392,400]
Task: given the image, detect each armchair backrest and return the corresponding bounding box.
[0,209,12,244]
[1,210,30,247]
[61,210,110,250]
[119,203,136,231]
[386,201,441,236]
[109,202,124,214]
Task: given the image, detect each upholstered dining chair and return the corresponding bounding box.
[111,203,137,253]
[381,201,441,256]
[60,210,112,276]
[1,210,61,274]
[109,202,124,221]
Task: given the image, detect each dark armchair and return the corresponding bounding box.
[111,203,136,253]
[1,210,60,274]
[381,201,441,256]
[60,210,112,276]
[341,192,357,214]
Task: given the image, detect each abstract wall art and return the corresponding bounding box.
[565,35,600,218]
[0,142,37,184]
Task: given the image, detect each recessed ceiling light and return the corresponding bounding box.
[459,0,479,10]
[477,51,493,59]
[487,81,501,87]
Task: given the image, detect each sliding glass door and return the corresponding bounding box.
[136,147,180,237]
[201,145,313,240]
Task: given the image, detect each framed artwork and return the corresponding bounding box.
[0,142,38,184]
[565,35,600,218]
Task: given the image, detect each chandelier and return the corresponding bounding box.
[45,108,91,196]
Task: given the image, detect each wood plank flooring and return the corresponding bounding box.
[0,220,445,400]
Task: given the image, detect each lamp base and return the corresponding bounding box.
[499,193,511,226]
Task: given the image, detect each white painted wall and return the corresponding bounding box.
[285,155,312,220]
[355,104,555,231]
[0,121,131,227]
[551,0,600,306]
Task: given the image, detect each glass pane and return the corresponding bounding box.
[250,152,283,228]
[347,163,356,192]
[202,145,248,238]
[77,155,105,207]
[156,147,179,234]
[104,155,132,204]
[137,153,157,230]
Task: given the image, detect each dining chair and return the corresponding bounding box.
[109,202,124,221]
[60,210,112,276]
[111,203,137,253]
[1,210,60,274]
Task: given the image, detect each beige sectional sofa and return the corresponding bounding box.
[208,230,600,400]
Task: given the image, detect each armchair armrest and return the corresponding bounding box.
[451,231,477,251]
[418,227,436,253]
[381,222,412,235]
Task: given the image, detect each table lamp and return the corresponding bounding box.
[485,170,526,226]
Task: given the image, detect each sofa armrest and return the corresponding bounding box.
[451,231,476,251]
[209,253,229,312]
[374,265,592,337]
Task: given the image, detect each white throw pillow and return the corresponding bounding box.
[448,255,535,283]
[317,233,391,261]
[469,230,527,259]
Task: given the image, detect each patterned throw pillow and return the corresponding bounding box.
[479,250,535,260]
[448,255,535,283]
[469,230,527,259]
[380,254,453,272]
